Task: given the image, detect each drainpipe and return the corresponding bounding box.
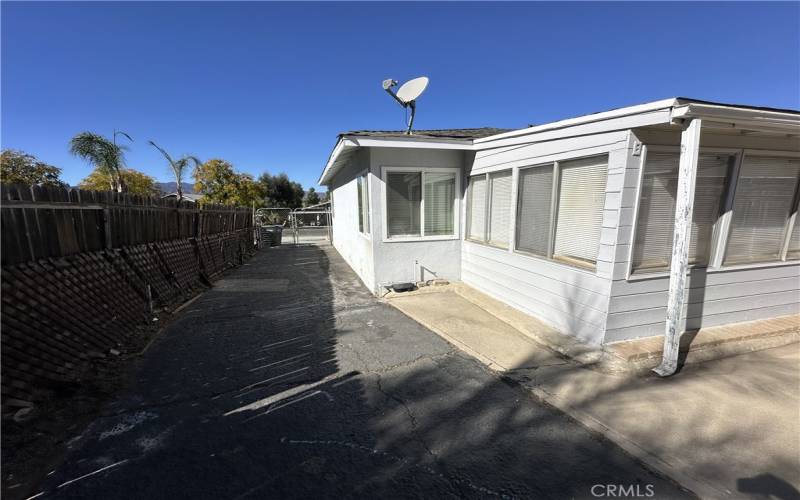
[654,118,702,377]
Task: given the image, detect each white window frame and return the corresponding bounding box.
[511,154,608,272]
[466,169,513,249]
[625,146,800,281]
[356,171,371,239]
[380,166,461,243]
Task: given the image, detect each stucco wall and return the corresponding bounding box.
[369,147,468,292]
[329,148,375,291]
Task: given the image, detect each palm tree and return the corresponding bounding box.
[148,141,201,201]
[69,132,130,192]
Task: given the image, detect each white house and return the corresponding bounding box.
[319,98,800,346]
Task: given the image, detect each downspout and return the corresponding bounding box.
[654,118,702,377]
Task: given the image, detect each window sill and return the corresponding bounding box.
[465,238,509,251]
[552,255,598,271]
[358,230,371,241]
[383,234,459,243]
[514,249,598,274]
[626,259,800,281]
[716,259,800,273]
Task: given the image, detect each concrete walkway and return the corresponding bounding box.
[389,289,800,499]
[29,244,690,500]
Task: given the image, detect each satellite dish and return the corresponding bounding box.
[396,77,429,104]
[382,76,430,135]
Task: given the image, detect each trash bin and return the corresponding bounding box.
[260,225,283,247]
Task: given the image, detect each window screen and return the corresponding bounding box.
[467,175,487,241]
[488,171,513,248]
[424,172,456,236]
[515,165,553,256]
[631,152,731,272]
[553,157,608,267]
[386,172,421,237]
[724,156,800,264]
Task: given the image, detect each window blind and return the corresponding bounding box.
[488,171,512,248]
[424,172,456,236]
[386,172,421,237]
[724,156,800,264]
[631,152,730,272]
[468,175,487,241]
[515,165,553,256]
[553,157,608,267]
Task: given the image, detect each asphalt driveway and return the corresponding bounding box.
[32,243,692,499]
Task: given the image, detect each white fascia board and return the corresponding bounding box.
[346,136,474,150]
[317,135,472,185]
[473,108,674,152]
[318,138,358,185]
[474,98,679,146]
[671,103,800,132]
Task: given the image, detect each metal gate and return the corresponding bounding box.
[288,209,332,244]
[254,207,332,246]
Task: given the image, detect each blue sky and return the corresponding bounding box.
[2,2,798,190]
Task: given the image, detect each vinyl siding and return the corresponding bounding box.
[604,129,800,342]
[463,242,609,342]
[462,131,629,344]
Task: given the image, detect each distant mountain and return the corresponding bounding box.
[155,181,195,195]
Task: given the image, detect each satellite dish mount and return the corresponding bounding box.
[382,76,429,135]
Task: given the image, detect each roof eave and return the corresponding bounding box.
[318,137,350,185]
[474,98,680,145]
[318,135,476,186]
[671,102,800,133]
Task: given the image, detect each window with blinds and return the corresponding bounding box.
[488,171,513,248]
[424,173,456,236]
[553,157,608,267]
[386,172,421,237]
[466,170,512,247]
[356,174,370,234]
[513,155,608,269]
[724,156,800,265]
[516,165,553,256]
[467,175,487,241]
[631,152,731,273]
[385,169,457,239]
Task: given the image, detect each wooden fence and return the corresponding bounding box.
[1,184,257,412]
[1,184,252,266]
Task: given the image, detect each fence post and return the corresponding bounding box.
[103,207,113,249]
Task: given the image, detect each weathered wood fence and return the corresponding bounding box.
[1,184,257,412]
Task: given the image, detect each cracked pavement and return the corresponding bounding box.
[32,244,692,499]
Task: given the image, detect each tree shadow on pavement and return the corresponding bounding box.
[30,243,793,500]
